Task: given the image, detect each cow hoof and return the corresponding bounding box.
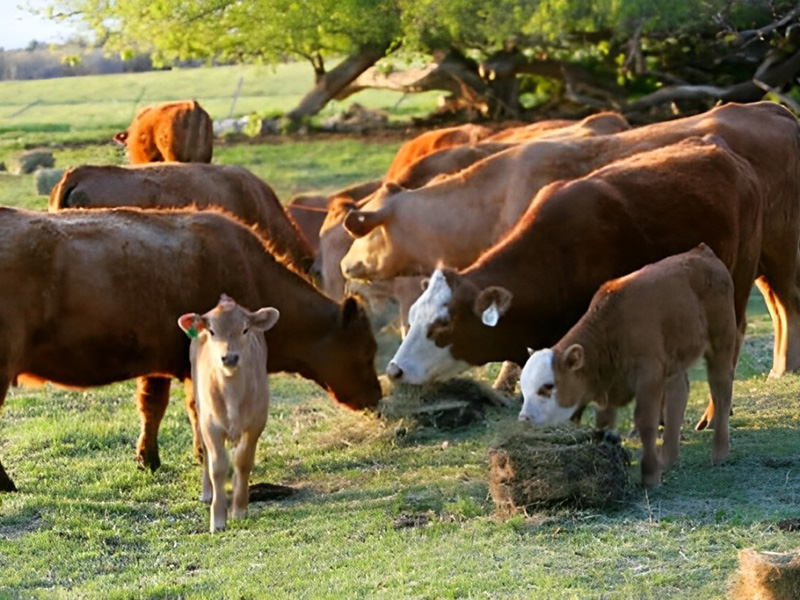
[136,452,161,473]
[0,477,17,493]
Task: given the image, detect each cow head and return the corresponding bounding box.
[340,183,409,281]
[178,294,280,377]
[518,345,586,424]
[113,131,129,146]
[386,268,513,384]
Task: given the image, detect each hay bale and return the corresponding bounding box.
[10,150,55,175]
[730,549,800,600]
[488,423,631,514]
[35,168,64,196]
[378,377,506,429]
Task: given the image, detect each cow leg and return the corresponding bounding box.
[754,276,788,377]
[0,376,16,492]
[492,361,521,395]
[183,379,203,464]
[706,354,734,465]
[199,443,213,504]
[135,376,171,472]
[660,374,688,471]
[634,370,664,487]
[204,427,228,533]
[231,432,258,520]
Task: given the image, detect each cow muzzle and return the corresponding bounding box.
[386,361,403,382]
[221,353,240,369]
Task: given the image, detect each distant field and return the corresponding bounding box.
[0,61,440,158]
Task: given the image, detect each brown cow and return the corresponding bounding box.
[518,245,737,486]
[385,136,762,435]
[0,207,382,492]
[483,112,629,143]
[114,100,213,164]
[342,102,800,382]
[384,124,492,182]
[49,162,315,275]
[179,295,280,532]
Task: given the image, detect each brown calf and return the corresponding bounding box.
[179,295,280,532]
[518,245,737,486]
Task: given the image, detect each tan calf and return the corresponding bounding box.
[179,294,280,532]
[518,245,737,486]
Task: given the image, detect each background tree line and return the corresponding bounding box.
[45,0,800,122]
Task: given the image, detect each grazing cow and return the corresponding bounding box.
[518,245,737,486]
[179,295,280,532]
[483,112,629,143]
[386,137,762,433]
[48,162,315,275]
[0,207,382,493]
[384,124,492,182]
[114,100,213,164]
[342,102,800,383]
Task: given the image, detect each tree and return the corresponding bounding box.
[46,0,800,122]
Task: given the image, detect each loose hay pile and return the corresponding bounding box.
[488,423,631,514]
[730,549,800,600]
[379,377,509,429]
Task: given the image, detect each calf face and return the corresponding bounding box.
[518,347,585,424]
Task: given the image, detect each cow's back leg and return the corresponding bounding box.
[135,376,171,471]
[0,375,16,492]
[705,349,735,465]
[755,246,800,376]
[634,368,665,487]
[183,379,203,464]
[660,373,689,471]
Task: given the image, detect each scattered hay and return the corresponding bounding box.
[729,549,800,600]
[379,377,508,429]
[10,149,54,175]
[778,518,800,532]
[488,422,631,515]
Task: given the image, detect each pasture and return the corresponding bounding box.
[0,66,799,599]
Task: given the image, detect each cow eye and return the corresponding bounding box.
[242,327,249,335]
[208,328,216,337]
[537,383,554,397]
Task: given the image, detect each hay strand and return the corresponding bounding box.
[730,549,800,600]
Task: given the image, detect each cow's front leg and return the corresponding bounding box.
[231,432,258,520]
[203,428,228,533]
[135,376,171,471]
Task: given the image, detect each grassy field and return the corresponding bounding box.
[0,69,799,599]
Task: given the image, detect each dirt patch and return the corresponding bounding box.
[488,423,631,515]
[0,512,43,540]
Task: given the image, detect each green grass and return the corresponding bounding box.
[0,67,799,598]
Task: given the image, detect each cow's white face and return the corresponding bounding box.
[386,269,469,383]
[519,349,575,424]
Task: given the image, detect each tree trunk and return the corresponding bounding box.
[286,46,388,121]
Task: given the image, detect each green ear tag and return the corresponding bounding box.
[186,326,198,339]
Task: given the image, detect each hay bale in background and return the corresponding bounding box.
[11,150,54,175]
[488,423,630,514]
[730,549,800,600]
[35,168,64,196]
[379,377,508,429]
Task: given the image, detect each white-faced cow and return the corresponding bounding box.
[518,245,737,486]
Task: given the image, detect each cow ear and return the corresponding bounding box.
[563,344,584,371]
[343,209,386,239]
[341,296,365,327]
[113,131,128,144]
[420,277,430,292]
[178,313,205,338]
[473,286,513,327]
[250,307,280,332]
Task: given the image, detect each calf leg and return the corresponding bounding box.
[203,427,228,533]
[183,379,203,464]
[0,376,16,492]
[660,374,689,471]
[706,354,734,465]
[231,432,259,520]
[492,361,521,395]
[634,370,664,487]
[135,376,171,471]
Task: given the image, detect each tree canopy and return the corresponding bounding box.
[46,0,800,122]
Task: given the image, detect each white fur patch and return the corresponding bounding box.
[481,302,499,327]
[518,349,575,424]
[387,269,469,383]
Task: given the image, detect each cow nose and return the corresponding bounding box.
[386,361,403,381]
[343,261,366,280]
[222,353,240,368]
[518,413,530,422]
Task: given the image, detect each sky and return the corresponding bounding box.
[0,0,80,50]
